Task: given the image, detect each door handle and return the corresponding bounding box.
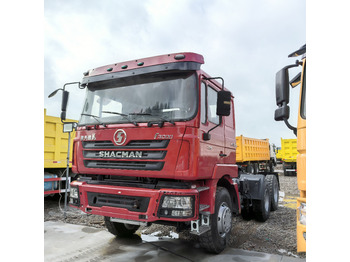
[219,153,227,157]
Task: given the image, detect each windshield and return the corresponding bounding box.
[79,71,198,125]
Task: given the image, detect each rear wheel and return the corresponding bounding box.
[247,163,254,173]
[266,175,279,211]
[104,217,139,237]
[199,187,232,254]
[253,185,271,222]
[253,163,259,174]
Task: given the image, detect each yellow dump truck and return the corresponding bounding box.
[236,135,277,173]
[280,138,298,176]
[274,44,306,252]
[44,109,77,195]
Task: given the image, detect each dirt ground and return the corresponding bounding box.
[44,165,305,259]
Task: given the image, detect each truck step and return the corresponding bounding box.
[199,204,210,212]
[190,225,210,236]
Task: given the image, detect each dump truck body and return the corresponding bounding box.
[280,138,298,176]
[236,135,276,173]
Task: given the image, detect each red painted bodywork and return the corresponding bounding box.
[70,52,240,222]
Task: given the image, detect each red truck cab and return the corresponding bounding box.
[53,52,276,253]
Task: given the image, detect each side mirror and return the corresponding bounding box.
[60,111,67,121]
[274,105,290,121]
[60,90,69,121]
[48,82,81,122]
[61,90,69,112]
[275,68,290,106]
[216,90,231,116]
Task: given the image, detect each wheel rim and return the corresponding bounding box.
[217,202,232,238]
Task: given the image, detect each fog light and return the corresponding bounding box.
[172,210,192,217]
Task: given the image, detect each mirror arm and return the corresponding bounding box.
[203,77,225,90]
[283,118,297,136]
[203,116,222,141]
[63,81,82,90]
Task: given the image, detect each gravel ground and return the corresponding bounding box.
[44,165,305,258]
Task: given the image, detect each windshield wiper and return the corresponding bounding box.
[102,111,138,126]
[129,113,175,127]
[81,113,106,127]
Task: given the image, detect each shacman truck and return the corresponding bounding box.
[49,52,280,253]
[274,45,306,252]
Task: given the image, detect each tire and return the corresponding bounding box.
[253,185,271,222]
[247,163,254,174]
[253,163,259,174]
[199,187,232,254]
[266,175,279,211]
[104,217,139,237]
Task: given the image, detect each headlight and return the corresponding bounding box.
[298,203,306,225]
[162,196,192,209]
[158,195,194,218]
[69,187,80,206]
[70,187,79,198]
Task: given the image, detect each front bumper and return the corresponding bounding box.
[69,180,199,223]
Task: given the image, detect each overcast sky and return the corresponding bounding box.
[44,0,305,146]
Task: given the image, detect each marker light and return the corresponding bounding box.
[174,54,185,60]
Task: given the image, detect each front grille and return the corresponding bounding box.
[82,139,169,171]
[84,160,164,171]
[87,192,150,212]
[83,140,169,149]
[83,150,167,160]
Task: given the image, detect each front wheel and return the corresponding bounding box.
[104,217,139,237]
[199,187,232,254]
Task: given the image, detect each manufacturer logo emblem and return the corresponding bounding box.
[81,133,96,141]
[114,129,127,146]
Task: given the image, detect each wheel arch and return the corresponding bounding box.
[217,176,240,215]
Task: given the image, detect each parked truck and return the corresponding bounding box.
[49,52,280,253]
[274,45,306,252]
[44,108,77,195]
[235,135,277,173]
[275,147,282,163]
[280,138,298,176]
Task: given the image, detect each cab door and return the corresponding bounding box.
[199,80,225,178]
[224,99,236,164]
